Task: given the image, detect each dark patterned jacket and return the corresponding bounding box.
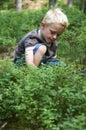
[14,29,58,60]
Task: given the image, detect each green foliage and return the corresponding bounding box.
[0,60,86,129]
[0,6,86,64]
[58,6,86,64]
[0,8,48,50]
[73,0,86,11]
[58,114,86,130]
[0,0,15,10]
[0,2,86,130]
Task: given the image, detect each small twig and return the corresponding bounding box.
[0,122,7,130]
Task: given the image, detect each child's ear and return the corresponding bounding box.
[41,22,46,28]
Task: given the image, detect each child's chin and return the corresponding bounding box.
[48,42,52,44]
[46,39,52,44]
[47,40,52,44]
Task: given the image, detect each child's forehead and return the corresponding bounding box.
[47,23,64,29]
[47,23,65,34]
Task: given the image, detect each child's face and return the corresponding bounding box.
[41,22,65,44]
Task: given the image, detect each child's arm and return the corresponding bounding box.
[25,47,35,66]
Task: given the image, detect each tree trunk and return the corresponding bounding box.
[16,0,22,13]
[49,0,56,7]
[67,0,73,7]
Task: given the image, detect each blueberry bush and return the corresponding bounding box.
[0,4,86,130]
[0,60,86,129]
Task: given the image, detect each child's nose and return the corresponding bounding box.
[53,34,57,40]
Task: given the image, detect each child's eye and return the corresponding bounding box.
[50,30,60,37]
[50,30,56,35]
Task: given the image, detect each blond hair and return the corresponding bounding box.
[42,8,68,28]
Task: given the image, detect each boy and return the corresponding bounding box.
[14,8,68,67]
